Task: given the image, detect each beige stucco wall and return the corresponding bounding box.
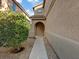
[16,6,23,13]
[45,0,79,59]
[0,0,8,11]
[44,0,56,16]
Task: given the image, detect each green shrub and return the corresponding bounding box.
[0,11,30,48]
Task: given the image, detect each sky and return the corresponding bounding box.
[16,0,43,16]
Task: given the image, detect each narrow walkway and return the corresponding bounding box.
[44,38,59,59]
[29,37,48,59]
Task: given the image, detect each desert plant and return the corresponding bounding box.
[0,11,30,49]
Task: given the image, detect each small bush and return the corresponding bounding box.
[0,11,30,48]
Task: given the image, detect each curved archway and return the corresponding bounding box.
[35,22,45,36]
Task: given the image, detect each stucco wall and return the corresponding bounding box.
[0,0,8,11]
[16,6,23,13]
[45,0,79,59]
[44,0,56,16]
[29,19,45,37]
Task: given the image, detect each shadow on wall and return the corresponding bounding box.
[46,32,79,59]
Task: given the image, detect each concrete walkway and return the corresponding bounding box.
[29,37,48,59]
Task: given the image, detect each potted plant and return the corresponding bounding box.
[0,11,30,53]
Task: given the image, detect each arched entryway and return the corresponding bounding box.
[35,22,45,36]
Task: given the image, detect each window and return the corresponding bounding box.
[0,0,2,7]
[12,3,16,11]
[37,9,42,13]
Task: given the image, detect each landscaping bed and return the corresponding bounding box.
[0,11,30,53]
[0,38,36,59]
